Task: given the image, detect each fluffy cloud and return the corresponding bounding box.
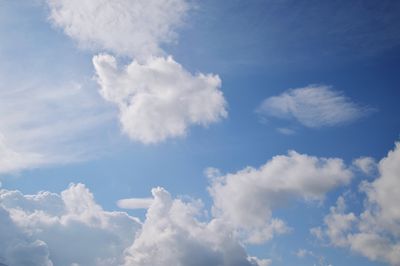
[0,183,140,266]
[257,85,372,128]
[208,151,353,243]
[46,0,189,59]
[314,142,400,265]
[93,54,227,143]
[0,184,267,266]
[124,187,268,266]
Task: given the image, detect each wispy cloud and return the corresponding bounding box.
[257,85,374,128]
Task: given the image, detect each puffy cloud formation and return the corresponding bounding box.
[0,184,267,266]
[208,151,353,243]
[124,187,269,266]
[352,156,377,175]
[44,0,228,144]
[93,54,227,143]
[46,0,188,59]
[257,85,372,128]
[313,142,400,265]
[0,183,140,266]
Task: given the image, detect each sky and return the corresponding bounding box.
[0,0,400,265]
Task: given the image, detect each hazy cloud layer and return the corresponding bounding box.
[313,142,400,265]
[258,85,372,128]
[0,82,111,174]
[93,54,227,143]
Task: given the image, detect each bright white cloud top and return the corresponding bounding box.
[313,143,400,265]
[258,85,372,128]
[46,0,189,59]
[208,151,353,244]
[93,54,227,143]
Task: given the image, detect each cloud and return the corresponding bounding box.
[0,82,112,174]
[257,85,373,128]
[0,184,268,266]
[208,150,353,243]
[352,157,377,175]
[117,198,153,210]
[46,0,189,59]
[314,142,400,265]
[0,183,141,266]
[124,187,268,266]
[93,54,227,143]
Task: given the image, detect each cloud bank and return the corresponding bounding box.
[258,85,372,128]
[0,184,268,266]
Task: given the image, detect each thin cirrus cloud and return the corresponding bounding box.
[0,81,111,174]
[312,142,400,266]
[46,0,228,144]
[257,84,374,129]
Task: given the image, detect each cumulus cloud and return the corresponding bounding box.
[46,0,189,59]
[257,85,373,128]
[124,187,267,266]
[314,142,400,265]
[0,184,268,266]
[0,183,141,266]
[93,54,227,143]
[208,151,353,243]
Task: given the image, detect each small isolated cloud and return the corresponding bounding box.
[46,0,189,59]
[352,157,377,175]
[314,142,400,265]
[93,54,227,144]
[257,85,373,128]
[208,151,353,243]
[117,198,153,210]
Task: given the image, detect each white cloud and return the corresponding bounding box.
[0,184,268,266]
[315,142,400,265]
[257,85,372,128]
[117,198,153,210]
[93,54,227,143]
[123,187,267,266]
[0,82,112,174]
[352,157,377,175]
[0,183,141,266]
[46,0,189,59]
[208,150,353,243]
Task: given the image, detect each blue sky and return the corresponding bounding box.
[0,1,400,266]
